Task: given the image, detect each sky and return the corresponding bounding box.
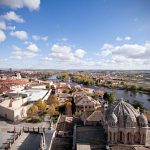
[0,0,150,70]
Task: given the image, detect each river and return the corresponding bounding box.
[90,86,150,110]
[48,75,150,110]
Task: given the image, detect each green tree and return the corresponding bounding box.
[58,105,66,114]
[103,92,115,105]
[132,100,144,112]
[103,92,110,100]
[108,93,115,105]
[130,85,137,91]
[57,72,69,81]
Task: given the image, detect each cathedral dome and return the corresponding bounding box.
[138,113,148,127]
[108,112,118,126]
[106,98,140,128]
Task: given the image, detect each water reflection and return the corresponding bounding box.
[100,87,150,110]
[48,75,150,110]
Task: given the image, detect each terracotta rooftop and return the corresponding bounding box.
[0,87,12,94]
[0,79,28,86]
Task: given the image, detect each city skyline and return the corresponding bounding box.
[0,0,150,70]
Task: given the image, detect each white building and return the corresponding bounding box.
[0,97,29,121]
[0,89,51,121]
[7,89,51,103]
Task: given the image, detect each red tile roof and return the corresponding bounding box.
[0,87,12,94]
[0,79,28,86]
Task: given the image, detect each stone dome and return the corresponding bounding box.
[138,113,148,127]
[108,112,118,126]
[106,98,140,128]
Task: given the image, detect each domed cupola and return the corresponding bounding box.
[138,113,148,127]
[106,98,140,128]
[108,112,118,127]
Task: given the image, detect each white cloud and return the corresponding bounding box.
[0,0,41,11]
[43,44,87,63]
[125,36,131,41]
[97,42,150,69]
[0,11,24,23]
[99,44,113,57]
[100,42,150,59]
[116,36,122,41]
[27,43,39,52]
[74,49,86,58]
[0,21,6,30]
[10,30,28,40]
[32,35,48,42]
[50,44,74,61]
[112,44,146,58]
[0,30,6,42]
[11,44,39,59]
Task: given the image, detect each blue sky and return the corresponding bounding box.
[0,0,150,69]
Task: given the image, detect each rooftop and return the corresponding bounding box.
[7,89,51,102]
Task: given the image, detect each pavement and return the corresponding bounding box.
[0,116,51,149]
[10,133,29,150]
[76,125,107,150]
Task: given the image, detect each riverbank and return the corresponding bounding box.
[99,85,150,95]
[48,75,150,110]
[83,85,150,110]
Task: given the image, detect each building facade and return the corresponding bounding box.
[102,99,150,149]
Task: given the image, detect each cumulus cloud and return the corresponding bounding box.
[0,30,6,42]
[42,44,86,64]
[100,44,113,57]
[11,43,39,59]
[0,11,24,23]
[112,44,145,58]
[97,42,150,69]
[0,0,41,11]
[99,42,150,59]
[50,44,74,61]
[74,49,86,58]
[32,35,48,42]
[27,43,39,52]
[10,30,28,40]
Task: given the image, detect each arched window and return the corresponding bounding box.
[110,132,112,142]
[127,132,132,144]
[113,133,116,142]
[134,132,140,144]
[142,134,146,144]
[119,131,124,143]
